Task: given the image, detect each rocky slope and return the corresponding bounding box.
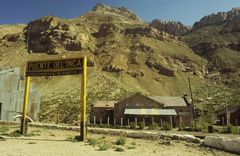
[149,20,190,36]
[1,4,239,123]
[183,8,240,87]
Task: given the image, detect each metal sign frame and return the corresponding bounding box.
[20,56,87,142]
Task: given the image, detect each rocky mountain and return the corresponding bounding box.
[0,4,239,123]
[183,8,240,87]
[192,8,240,31]
[149,19,190,36]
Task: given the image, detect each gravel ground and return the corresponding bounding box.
[0,126,238,156]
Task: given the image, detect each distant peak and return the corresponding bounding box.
[92,3,143,22]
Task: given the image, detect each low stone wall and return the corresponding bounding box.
[204,136,240,154]
[0,121,203,144]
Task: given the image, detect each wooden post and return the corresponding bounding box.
[20,76,30,135]
[160,118,163,127]
[226,111,230,126]
[100,117,102,125]
[107,117,110,127]
[235,119,238,132]
[127,118,130,126]
[152,116,154,125]
[179,116,182,130]
[80,56,87,142]
[222,117,225,126]
[143,118,145,126]
[114,118,116,126]
[170,116,173,128]
[121,117,123,127]
[93,116,96,125]
[135,117,137,127]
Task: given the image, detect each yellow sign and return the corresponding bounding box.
[21,56,87,142]
[26,58,83,76]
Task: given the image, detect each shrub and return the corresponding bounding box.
[182,126,202,132]
[221,125,234,133]
[8,130,21,137]
[127,146,136,149]
[162,122,172,131]
[148,122,158,130]
[116,136,126,146]
[131,142,137,146]
[130,122,137,129]
[0,136,6,141]
[138,121,145,129]
[115,146,125,152]
[98,142,111,151]
[87,138,97,146]
[0,125,10,133]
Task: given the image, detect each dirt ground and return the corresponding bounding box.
[0,126,238,156]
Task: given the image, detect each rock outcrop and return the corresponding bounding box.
[93,3,143,22]
[150,19,190,36]
[192,8,240,31]
[204,136,240,154]
[25,16,94,54]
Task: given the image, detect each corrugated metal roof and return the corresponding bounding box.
[150,96,187,107]
[93,101,116,108]
[124,109,177,116]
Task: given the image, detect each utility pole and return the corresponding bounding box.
[188,77,194,112]
[188,77,195,120]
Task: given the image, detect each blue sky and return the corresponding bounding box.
[0,0,240,25]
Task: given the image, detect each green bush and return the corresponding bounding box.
[0,136,6,141]
[221,125,234,133]
[131,142,137,146]
[148,122,158,130]
[8,130,21,137]
[183,126,202,132]
[162,122,172,131]
[138,121,145,129]
[98,142,111,151]
[127,146,136,149]
[0,125,10,133]
[115,146,125,152]
[116,136,126,146]
[87,138,97,146]
[130,122,137,129]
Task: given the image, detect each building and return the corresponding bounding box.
[91,93,193,127]
[91,101,116,124]
[0,67,41,121]
[217,105,240,126]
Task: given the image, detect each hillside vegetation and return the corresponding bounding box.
[0,4,239,124]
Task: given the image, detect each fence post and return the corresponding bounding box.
[143,118,145,127]
[152,116,154,125]
[107,117,110,127]
[135,117,137,127]
[170,116,173,128]
[100,117,102,125]
[121,117,123,127]
[93,116,96,125]
[160,118,163,127]
[114,118,116,126]
[127,118,130,126]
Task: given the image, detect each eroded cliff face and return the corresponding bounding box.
[192,8,240,31]
[93,3,143,22]
[149,19,190,36]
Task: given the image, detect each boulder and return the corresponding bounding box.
[204,136,240,154]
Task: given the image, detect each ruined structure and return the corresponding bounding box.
[0,67,40,121]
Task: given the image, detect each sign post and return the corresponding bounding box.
[80,56,87,141]
[21,57,87,141]
[20,76,30,135]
